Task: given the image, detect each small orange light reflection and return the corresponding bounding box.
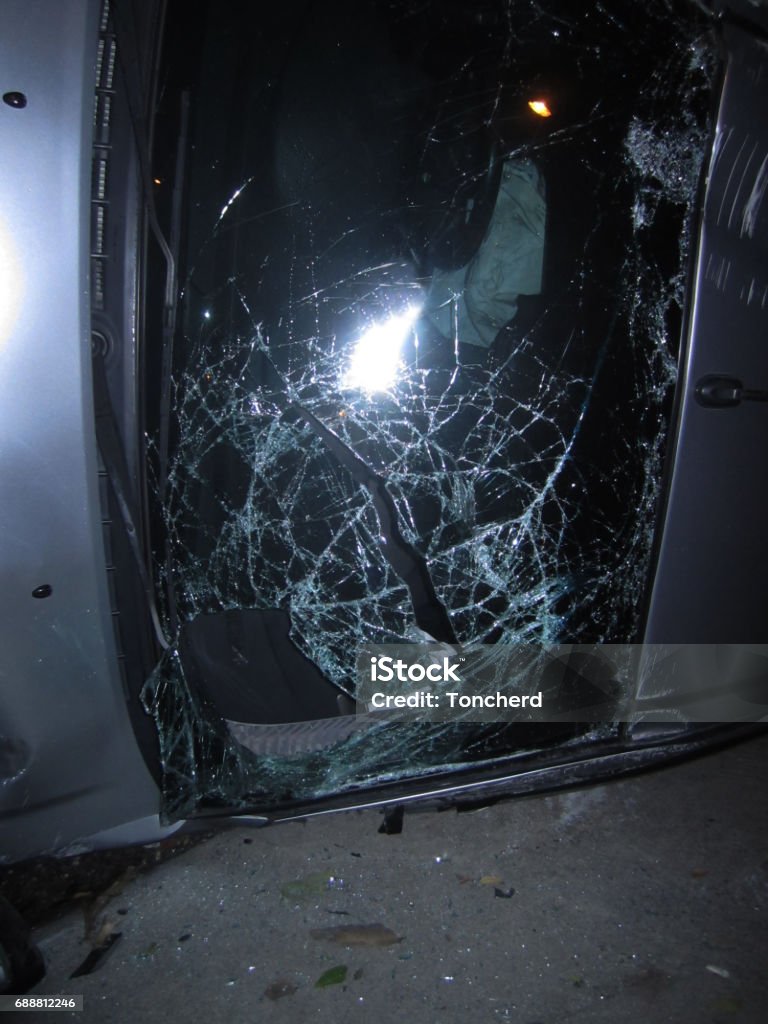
[153,177,162,185]
[528,99,552,118]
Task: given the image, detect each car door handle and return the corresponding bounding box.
[695,374,768,408]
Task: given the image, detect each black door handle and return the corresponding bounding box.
[695,374,768,408]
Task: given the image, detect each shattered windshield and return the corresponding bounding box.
[142,0,717,819]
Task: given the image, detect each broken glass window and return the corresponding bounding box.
[142,0,717,819]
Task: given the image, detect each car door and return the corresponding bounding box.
[1,0,766,867]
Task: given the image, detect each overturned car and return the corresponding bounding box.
[1,0,766,884]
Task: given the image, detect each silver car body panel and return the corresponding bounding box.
[643,21,768,647]
[0,0,169,864]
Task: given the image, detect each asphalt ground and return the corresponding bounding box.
[5,731,767,1023]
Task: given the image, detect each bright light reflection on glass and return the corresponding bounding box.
[342,306,421,393]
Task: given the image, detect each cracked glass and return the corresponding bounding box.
[142,0,717,820]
